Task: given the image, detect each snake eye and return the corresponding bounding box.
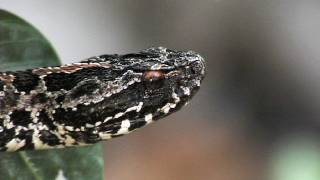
[143,70,164,82]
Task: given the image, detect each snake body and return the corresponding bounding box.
[0,47,205,152]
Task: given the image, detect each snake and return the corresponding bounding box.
[0,47,205,152]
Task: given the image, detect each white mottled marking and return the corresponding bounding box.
[125,102,143,113]
[57,125,66,135]
[5,138,26,151]
[114,112,124,119]
[196,80,201,87]
[117,120,131,134]
[85,123,94,128]
[99,132,112,139]
[161,103,171,114]
[145,114,153,124]
[65,126,74,131]
[169,103,176,108]
[32,131,52,149]
[172,92,180,103]
[181,86,191,96]
[95,121,102,126]
[104,116,113,123]
[112,102,144,120]
[160,102,178,114]
[64,135,76,145]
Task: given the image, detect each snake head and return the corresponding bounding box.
[131,47,206,116]
[73,47,206,138]
[99,47,206,133]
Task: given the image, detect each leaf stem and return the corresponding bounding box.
[18,152,42,180]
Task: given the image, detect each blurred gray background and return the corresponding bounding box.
[2,0,320,180]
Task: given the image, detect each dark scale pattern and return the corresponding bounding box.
[16,130,35,150]
[0,91,19,112]
[56,107,106,128]
[38,110,56,130]
[44,73,78,91]
[10,110,33,127]
[0,47,205,152]
[0,128,15,151]
[44,67,122,91]
[12,70,40,93]
[39,130,61,146]
[68,131,100,144]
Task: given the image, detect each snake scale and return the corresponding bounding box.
[0,47,205,152]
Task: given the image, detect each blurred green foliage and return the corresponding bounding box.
[270,136,320,180]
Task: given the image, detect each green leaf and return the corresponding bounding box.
[270,136,320,180]
[0,9,103,180]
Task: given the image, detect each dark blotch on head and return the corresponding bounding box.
[44,73,78,91]
[44,67,119,91]
[12,70,40,93]
[11,110,32,127]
